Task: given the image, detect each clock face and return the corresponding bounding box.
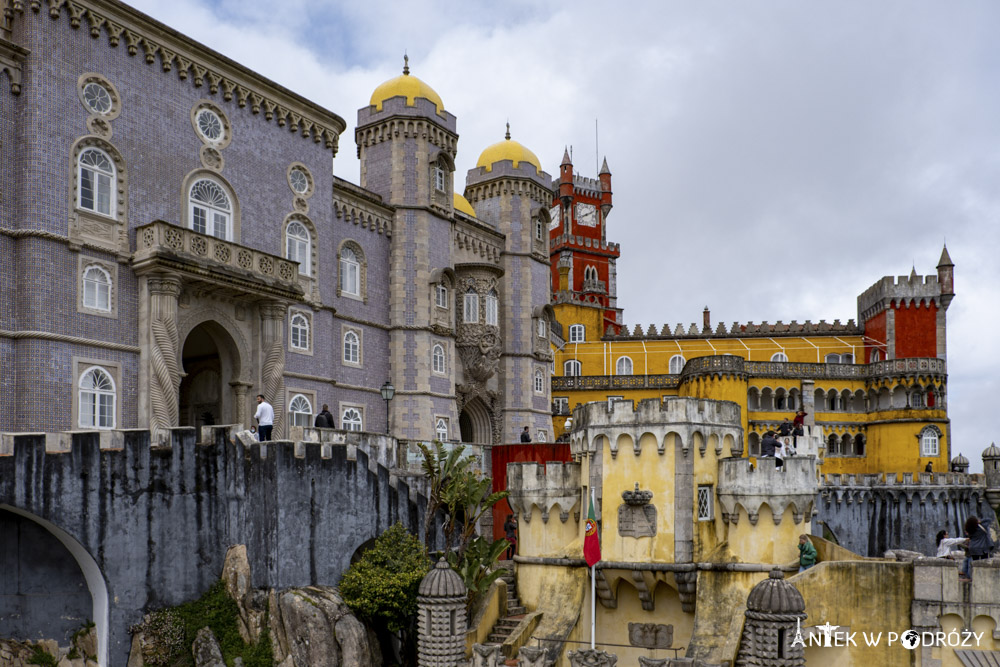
[549,205,561,230]
[575,202,597,227]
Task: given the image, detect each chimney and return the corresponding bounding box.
[703,306,711,333]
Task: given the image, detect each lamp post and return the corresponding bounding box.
[380,380,395,435]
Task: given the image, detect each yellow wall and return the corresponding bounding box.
[725,505,808,565]
[518,502,583,558]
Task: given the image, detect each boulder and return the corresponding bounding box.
[72,624,98,662]
[271,586,375,667]
[192,628,225,667]
[222,545,267,644]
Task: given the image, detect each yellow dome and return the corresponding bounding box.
[369,58,444,113]
[476,126,541,173]
[453,193,476,217]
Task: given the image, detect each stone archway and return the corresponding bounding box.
[0,505,109,667]
[179,321,242,428]
[459,396,493,445]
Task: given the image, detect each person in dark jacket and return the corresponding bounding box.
[777,418,793,437]
[761,431,778,458]
[314,404,335,428]
[520,426,532,443]
[960,516,994,581]
[504,514,518,560]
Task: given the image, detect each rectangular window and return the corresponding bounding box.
[212,212,227,239]
[96,173,112,215]
[464,292,479,323]
[607,395,623,410]
[537,319,546,337]
[80,170,95,211]
[553,397,569,415]
[434,167,445,192]
[192,206,207,235]
[697,485,713,521]
[436,285,448,309]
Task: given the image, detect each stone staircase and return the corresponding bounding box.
[486,561,527,648]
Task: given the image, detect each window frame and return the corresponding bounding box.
[77,147,116,218]
[568,324,585,343]
[81,263,112,313]
[435,417,449,442]
[485,290,499,326]
[669,354,686,374]
[432,343,447,375]
[553,397,569,415]
[341,405,364,432]
[697,485,714,521]
[77,364,117,430]
[433,166,446,192]
[436,284,449,309]
[616,356,633,376]
[343,328,362,366]
[339,246,361,298]
[188,177,233,241]
[919,427,940,457]
[464,289,480,323]
[564,360,582,377]
[285,220,311,276]
[534,368,545,394]
[771,352,788,362]
[289,310,311,354]
[288,393,314,428]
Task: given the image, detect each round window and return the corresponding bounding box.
[196,108,224,142]
[290,168,309,194]
[82,82,113,115]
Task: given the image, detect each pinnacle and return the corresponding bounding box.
[562,146,572,166]
[599,156,611,175]
[937,244,953,268]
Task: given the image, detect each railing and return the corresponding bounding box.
[552,374,680,391]
[581,278,607,294]
[134,220,301,287]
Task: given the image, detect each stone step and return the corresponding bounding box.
[488,633,512,644]
[506,605,526,616]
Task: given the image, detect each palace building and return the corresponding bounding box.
[548,152,955,475]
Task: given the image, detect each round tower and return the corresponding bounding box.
[735,569,807,667]
[983,443,1000,517]
[464,126,555,442]
[950,453,969,473]
[416,558,468,667]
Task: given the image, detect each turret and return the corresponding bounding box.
[599,156,612,218]
[937,244,955,308]
[983,443,1000,517]
[559,147,574,206]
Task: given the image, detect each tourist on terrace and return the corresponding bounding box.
[935,529,967,559]
[798,534,817,572]
[960,516,995,582]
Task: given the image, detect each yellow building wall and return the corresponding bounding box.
[938,614,1000,666]
[724,504,808,565]
[588,580,694,665]
[518,502,584,559]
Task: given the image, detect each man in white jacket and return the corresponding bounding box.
[254,394,274,441]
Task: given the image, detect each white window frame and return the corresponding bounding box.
[78,147,116,218]
[340,247,361,297]
[771,352,788,362]
[616,356,633,376]
[435,417,449,441]
[534,369,545,394]
[842,353,854,365]
[78,365,116,429]
[433,166,446,192]
[285,220,311,276]
[537,318,547,338]
[436,284,449,309]
[920,428,940,457]
[825,353,841,364]
[564,360,582,377]
[289,312,310,352]
[697,485,714,521]
[342,406,363,432]
[870,349,882,363]
[569,324,585,343]
[464,290,479,323]
[188,178,232,240]
[432,343,447,374]
[553,397,569,414]
[669,354,685,374]
[343,329,361,366]
[485,290,498,326]
[288,393,313,427]
[82,264,112,312]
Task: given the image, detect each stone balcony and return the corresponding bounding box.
[132,220,304,301]
[716,455,819,525]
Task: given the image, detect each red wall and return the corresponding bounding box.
[893,301,938,358]
[864,311,887,363]
[491,443,572,543]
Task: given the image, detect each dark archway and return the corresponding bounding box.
[459,397,492,445]
[179,321,241,428]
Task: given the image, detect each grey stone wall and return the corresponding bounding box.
[0,426,435,666]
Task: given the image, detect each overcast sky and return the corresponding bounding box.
[128,0,1000,470]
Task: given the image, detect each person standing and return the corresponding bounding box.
[761,430,778,460]
[798,534,817,572]
[314,403,335,428]
[504,514,518,560]
[255,394,274,442]
[520,426,532,443]
[777,418,793,437]
[935,529,967,559]
[960,516,994,582]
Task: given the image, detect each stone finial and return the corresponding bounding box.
[567,648,618,666]
[951,453,970,473]
[599,157,611,175]
[736,568,806,666]
[403,53,409,75]
[417,558,467,666]
[505,121,511,140]
[471,643,503,667]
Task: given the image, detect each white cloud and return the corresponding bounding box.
[127,0,1000,469]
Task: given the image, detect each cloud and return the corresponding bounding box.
[127,0,1000,469]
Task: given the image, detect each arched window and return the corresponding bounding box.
[289,394,313,427]
[870,349,882,363]
[189,178,232,240]
[436,284,449,309]
[342,407,363,432]
[464,289,479,323]
[616,356,633,375]
[534,369,544,394]
[433,166,446,192]
[78,366,115,429]
[285,220,311,276]
[771,352,788,362]
[537,318,547,338]
[564,360,582,377]
[340,247,360,296]
[569,324,585,343]
[78,148,116,217]
[827,433,840,456]
[289,313,310,351]
[841,353,854,365]
[584,265,598,282]
[82,264,111,312]
[436,418,449,441]
[919,427,939,457]
[485,290,498,326]
[432,344,446,374]
[825,353,841,364]
[669,354,685,374]
[343,331,360,364]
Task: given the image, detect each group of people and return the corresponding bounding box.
[758,411,807,469]
[936,516,996,582]
[248,395,336,442]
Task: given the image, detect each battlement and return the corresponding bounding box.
[605,318,860,340]
[550,232,620,255]
[717,456,819,526]
[822,472,984,488]
[574,397,742,430]
[356,94,458,133]
[857,273,943,319]
[506,461,582,523]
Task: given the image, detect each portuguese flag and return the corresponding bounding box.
[583,492,601,567]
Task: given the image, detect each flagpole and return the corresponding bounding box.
[590,487,596,650]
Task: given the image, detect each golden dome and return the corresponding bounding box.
[453,193,476,217]
[476,124,541,173]
[369,56,444,113]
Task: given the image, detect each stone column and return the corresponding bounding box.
[260,302,287,439]
[148,274,182,441]
[800,379,815,425]
[230,380,253,428]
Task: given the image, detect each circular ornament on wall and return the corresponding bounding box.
[77,73,122,120]
[293,196,309,213]
[86,116,112,139]
[200,145,225,171]
[287,163,314,199]
[190,100,233,149]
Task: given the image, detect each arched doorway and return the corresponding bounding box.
[0,505,108,666]
[459,397,493,445]
[179,321,241,428]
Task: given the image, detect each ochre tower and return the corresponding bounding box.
[550,151,623,345]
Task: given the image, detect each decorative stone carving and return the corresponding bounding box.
[456,324,502,383]
[416,558,467,667]
[628,623,672,649]
[618,483,656,538]
[674,571,697,614]
[260,302,287,439]
[567,648,617,666]
[637,658,669,667]
[148,274,182,440]
[200,145,224,171]
[456,384,503,446]
[517,646,548,667]
[735,569,806,666]
[471,643,503,667]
